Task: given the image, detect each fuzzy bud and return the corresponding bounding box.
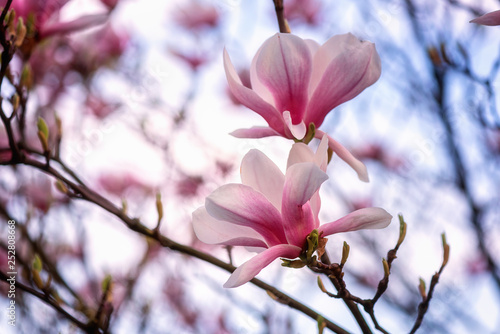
[418,278,427,300]
[340,241,350,266]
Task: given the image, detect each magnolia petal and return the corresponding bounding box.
[319,207,392,236]
[283,163,328,207]
[224,49,285,134]
[283,111,307,140]
[192,207,267,248]
[287,134,328,171]
[250,45,276,106]
[40,14,108,38]
[230,127,281,138]
[287,142,314,169]
[315,130,369,182]
[470,10,500,26]
[308,34,361,95]
[255,33,311,123]
[304,39,321,55]
[314,134,329,171]
[223,244,302,288]
[309,190,322,229]
[241,149,285,210]
[205,184,287,246]
[282,162,328,246]
[306,35,381,128]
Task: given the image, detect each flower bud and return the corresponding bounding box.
[441,233,450,267]
[418,278,427,299]
[14,17,26,47]
[102,274,113,292]
[396,214,407,248]
[317,315,326,334]
[121,199,128,214]
[156,192,163,225]
[317,276,327,293]
[55,180,68,194]
[55,114,62,138]
[32,270,45,290]
[11,93,19,111]
[20,64,33,90]
[340,241,350,266]
[32,254,42,272]
[382,258,390,277]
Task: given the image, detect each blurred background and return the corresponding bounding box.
[0,0,499,333]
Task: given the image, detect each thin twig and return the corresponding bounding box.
[272,0,289,33]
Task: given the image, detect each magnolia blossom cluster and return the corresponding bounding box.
[193,33,392,287]
[0,0,108,42]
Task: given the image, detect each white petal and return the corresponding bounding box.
[192,207,267,248]
[241,149,285,210]
[283,110,307,140]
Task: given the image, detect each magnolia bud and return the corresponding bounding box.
[441,233,450,267]
[382,258,390,277]
[102,274,112,292]
[55,180,68,194]
[397,214,407,248]
[317,276,327,293]
[20,64,33,90]
[418,278,427,299]
[14,17,26,47]
[37,117,50,152]
[340,241,350,266]
[156,192,163,225]
[32,270,45,290]
[32,254,42,272]
[11,93,19,111]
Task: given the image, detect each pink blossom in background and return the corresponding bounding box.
[284,0,322,25]
[71,24,128,73]
[97,172,151,197]
[23,177,58,213]
[470,10,500,26]
[100,0,119,10]
[176,175,204,198]
[215,160,233,177]
[170,48,209,70]
[352,143,405,171]
[193,136,392,287]
[86,94,120,119]
[172,0,220,30]
[1,0,107,40]
[224,33,381,181]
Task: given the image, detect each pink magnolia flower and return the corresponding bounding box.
[85,94,120,119]
[170,48,209,70]
[71,24,129,75]
[100,0,119,11]
[470,10,500,26]
[192,136,392,287]
[1,0,107,39]
[97,172,151,197]
[224,33,381,182]
[284,0,322,25]
[172,1,220,30]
